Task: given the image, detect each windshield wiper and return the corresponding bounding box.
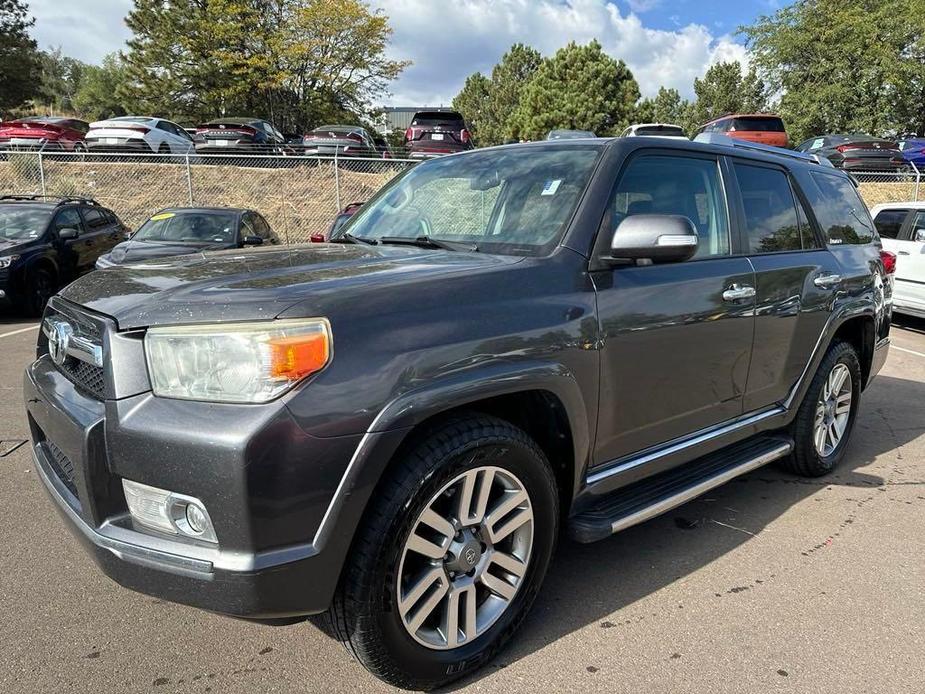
[330,232,378,245]
[378,236,478,252]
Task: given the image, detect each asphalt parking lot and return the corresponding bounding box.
[2,313,924,694]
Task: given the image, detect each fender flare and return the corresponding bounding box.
[311,360,592,553]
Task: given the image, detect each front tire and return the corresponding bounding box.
[785,340,861,477]
[329,414,559,690]
[25,268,56,317]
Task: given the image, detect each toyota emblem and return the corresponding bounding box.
[47,320,74,366]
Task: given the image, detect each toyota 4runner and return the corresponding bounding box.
[24,134,893,690]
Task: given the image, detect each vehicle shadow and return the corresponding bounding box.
[432,373,923,690]
[892,313,925,336]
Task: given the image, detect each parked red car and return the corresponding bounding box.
[310,202,364,242]
[403,110,473,159]
[694,113,788,148]
[0,117,89,152]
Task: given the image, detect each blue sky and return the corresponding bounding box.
[26,0,782,105]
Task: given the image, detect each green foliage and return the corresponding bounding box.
[120,0,409,131]
[742,0,925,140]
[634,87,690,131]
[452,44,542,146]
[685,61,768,133]
[512,40,640,140]
[0,0,42,113]
[73,54,130,121]
[36,49,86,114]
[452,73,491,143]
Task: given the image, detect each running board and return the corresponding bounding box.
[569,437,793,543]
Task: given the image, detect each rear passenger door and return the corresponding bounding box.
[732,160,843,411]
[891,210,925,314]
[593,151,756,465]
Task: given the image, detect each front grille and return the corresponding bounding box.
[60,359,106,399]
[45,440,78,499]
[42,301,108,400]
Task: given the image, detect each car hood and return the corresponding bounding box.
[107,239,233,264]
[63,243,522,329]
[0,238,31,255]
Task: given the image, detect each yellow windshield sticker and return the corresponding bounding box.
[149,212,175,221]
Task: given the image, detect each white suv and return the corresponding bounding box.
[871,201,925,318]
[85,117,195,154]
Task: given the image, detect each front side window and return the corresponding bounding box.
[911,211,925,241]
[607,155,729,258]
[345,146,602,255]
[805,172,875,245]
[735,163,804,253]
[873,209,908,239]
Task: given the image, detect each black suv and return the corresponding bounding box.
[23,136,892,690]
[0,195,127,315]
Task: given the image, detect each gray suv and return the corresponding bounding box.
[23,135,893,690]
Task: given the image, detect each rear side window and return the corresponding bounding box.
[873,209,908,239]
[735,163,804,252]
[805,172,875,245]
[81,208,107,229]
[609,155,729,258]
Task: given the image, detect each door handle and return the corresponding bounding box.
[722,284,756,302]
[898,251,911,255]
[813,273,842,289]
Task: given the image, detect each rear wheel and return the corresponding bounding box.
[329,414,559,690]
[784,340,861,477]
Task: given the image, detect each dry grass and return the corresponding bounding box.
[0,156,919,243]
[0,157,405,243]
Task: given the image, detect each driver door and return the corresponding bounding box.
[51,206,88,280]
[592,151,756,466]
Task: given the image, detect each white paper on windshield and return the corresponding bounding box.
[541,179,562,196]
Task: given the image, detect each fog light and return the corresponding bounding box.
[185,503,207,534]
[122,479,218,543]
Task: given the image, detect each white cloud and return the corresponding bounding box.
[625,0,662,12]
[28,0,133,63]
[27,0,749,111]
[373,0,749,106]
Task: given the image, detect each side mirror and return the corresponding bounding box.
[609,214,699,264]
[914,229,925,243]
[242,235,263,246]
[58,227,79,240]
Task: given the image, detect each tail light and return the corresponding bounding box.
[460,128,470,144]
[309,232,326,243]
[404,127,413,142]
[122,126,151,134]
[880,250,897,275]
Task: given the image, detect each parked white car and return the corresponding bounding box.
[85,117,196,154]
[620,123,687,138]
[871,201,925,318]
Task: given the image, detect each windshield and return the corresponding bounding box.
[344,146,601,255]
[134,211,238,243]
[0,207,52,240]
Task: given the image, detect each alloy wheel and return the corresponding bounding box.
[396,464,534,650]
[813,363,853,457]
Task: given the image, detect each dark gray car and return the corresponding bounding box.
[796,134,907,171]
[24,135,892,690]
[95,207,278,268]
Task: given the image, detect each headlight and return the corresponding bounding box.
[0,255,20,268]
[145,318,331,403]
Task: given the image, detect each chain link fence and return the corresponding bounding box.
[1,151,922,242]
[0,151,416,243]
[850,162,922,207]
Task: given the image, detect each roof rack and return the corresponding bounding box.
[693,133,834,167]
[0,194,100,206]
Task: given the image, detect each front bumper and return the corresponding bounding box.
[24,354,364,618]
